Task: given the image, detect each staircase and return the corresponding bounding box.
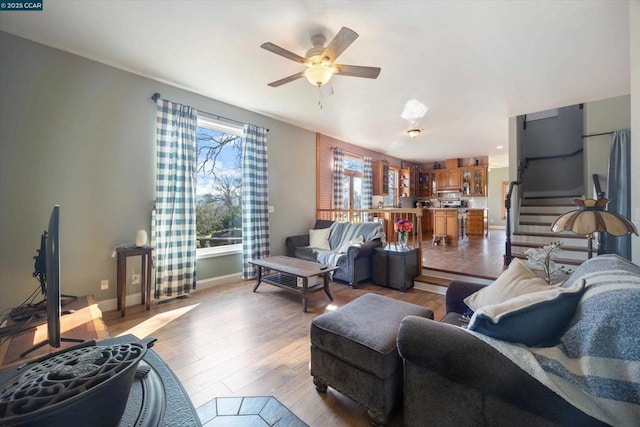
[511,196,590,275]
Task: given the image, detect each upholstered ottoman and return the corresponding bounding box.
[310,293,434,425]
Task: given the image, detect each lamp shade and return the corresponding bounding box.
[551,198,638,236]
[304,62,335,86]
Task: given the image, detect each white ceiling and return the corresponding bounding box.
[0,1,631,168]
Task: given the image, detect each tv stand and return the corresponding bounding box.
[20,336,84,359]
[0,295,108,368]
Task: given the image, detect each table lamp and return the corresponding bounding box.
[551,197,638,258]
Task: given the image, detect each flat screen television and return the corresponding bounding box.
[46,205,61,348]
[21,205,83,358]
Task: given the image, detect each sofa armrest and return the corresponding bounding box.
[285,234,310,257]
[398,316,604,426]
[446,280,487,314]
[345,239,382,260]
[399,315,517,377]
[398,315,531,395]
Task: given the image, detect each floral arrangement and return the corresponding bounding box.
[393,218,413,233]
[394,217,413,246]
[524,241,567,284]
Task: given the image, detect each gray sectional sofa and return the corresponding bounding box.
[397,255,640,426]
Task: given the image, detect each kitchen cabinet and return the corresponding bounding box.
[467,209,487,236]
[418,171,436,197]
[420,209,432,234]
[373,160,390,195]
[398,168,417,197]
[461,166,487,196]
[432,209,461,247]
[435,169,461,192]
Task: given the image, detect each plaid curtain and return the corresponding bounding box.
[241,124,270,279]
[362,156,373,221]
[152,99,198,298]
[333,148,344,218]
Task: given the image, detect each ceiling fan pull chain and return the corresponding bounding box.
[318,86,323,109]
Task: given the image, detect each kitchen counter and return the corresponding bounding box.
[421,207,487,210]
[422,207,466,210]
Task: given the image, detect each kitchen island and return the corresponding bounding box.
[430,208,466,247]
[420,207,488,246]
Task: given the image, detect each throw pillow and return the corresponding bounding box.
[464,258,549,311]
[309,227,331,250]
[338,235,364,253]
[468,279,586,347]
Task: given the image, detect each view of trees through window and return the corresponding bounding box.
[196,119,243,249]
[342,156,363,221]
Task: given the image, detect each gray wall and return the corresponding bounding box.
[521,105,584,195]
[0,32,316,313]
[583,95,630,199]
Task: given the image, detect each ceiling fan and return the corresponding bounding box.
[261,27,381,89]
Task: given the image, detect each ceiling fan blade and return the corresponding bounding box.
[267,71,305,87]
[334,64,381,79]
[260,42,309,64]
[322,27,358,62]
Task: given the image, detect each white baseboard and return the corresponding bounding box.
[97,293,141,313]
[96,273,244,313]
[195,272,243,290]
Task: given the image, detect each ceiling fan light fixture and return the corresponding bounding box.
[407,129,421,138]
[304,62,335,86]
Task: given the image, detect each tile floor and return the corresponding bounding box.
[197,396,308,427]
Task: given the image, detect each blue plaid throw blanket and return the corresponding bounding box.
[467,255,640,426]
[315,222,385,267]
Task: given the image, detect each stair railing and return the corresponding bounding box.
[504,160,527,266]
[592,173,606,255]
[592,173,605,199]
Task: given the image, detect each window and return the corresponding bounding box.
[196,115,243,257]
[341,156,363,221]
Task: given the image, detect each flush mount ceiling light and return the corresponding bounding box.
[407,129,421,138]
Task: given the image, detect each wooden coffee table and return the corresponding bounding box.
[250,256,338,312]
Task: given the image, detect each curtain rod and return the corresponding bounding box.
[582,131,613,139]
[151,92,269,131]
[331,146,367,158]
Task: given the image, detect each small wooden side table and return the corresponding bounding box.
[116,245,153,317]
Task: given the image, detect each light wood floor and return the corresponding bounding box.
[422,231,507,280]
[104,280,446,426]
